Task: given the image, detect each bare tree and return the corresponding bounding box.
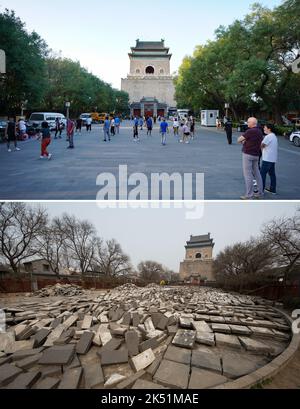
[37,217,66,277]
[60,214,97,275]
[213,238,275,289]
[262,211,300,283]
[94,239,132,277]
[0,203,47,274]
[137,261,165,283]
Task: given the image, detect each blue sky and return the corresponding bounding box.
[44,202,298,271]
[1,0,282,88]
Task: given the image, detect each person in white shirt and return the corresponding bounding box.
[18,118,27,138]
[181,121,190,144]
[261,123,278,194]
[86,117,92,132]
[173,117,179,136]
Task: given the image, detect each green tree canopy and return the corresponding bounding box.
[175,1,300,122]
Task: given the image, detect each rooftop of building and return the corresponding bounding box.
[185,233,215,249]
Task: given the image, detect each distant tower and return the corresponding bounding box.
[121,39,176,118]
[179,234,215,284]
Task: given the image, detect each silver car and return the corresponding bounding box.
[290,131,300,147]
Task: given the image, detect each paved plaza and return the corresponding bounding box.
[0,121,299,200]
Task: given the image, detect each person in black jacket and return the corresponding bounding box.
[224,117,233,145]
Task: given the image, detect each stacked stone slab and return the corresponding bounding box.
[0,286,291,389]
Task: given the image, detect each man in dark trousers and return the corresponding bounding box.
[224,117,233,145]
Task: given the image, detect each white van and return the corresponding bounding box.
[28,113,66,130]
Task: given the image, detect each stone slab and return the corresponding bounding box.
[0,364,23,386]
[229,325,252,336]
[222,353,261,379]
[164,345,191,365]
[211,324,231,334]
[83,363,104,389]
[125,330,139,357]
[239,337,274,355]
[58,367,83,389]
[104,374,127,389]
[188,368,228,389]
[132,379,167,389]
[35,377,60,389]
[154,360,190,389]
[179,317,194,329]
[157,315,169,331]
[39,345,75,365]
[139,338,159,353]
[249,326,276,338]
[100,349,129,366]
[5,371,41,389]
[172,329,196,349]
[81,315,93,330]
[130,349,156,372]
[44,324,65,347]
[215,334,242,350]
[15,353,43,370]
[98,337,123,353]
[192,321,212,333]
[145,353,164,377]
[98,325,112,346]
[196,332,215,346]
[76,331,94,355]
[33,328,51,347]
[192,350,222,373]
[117,370,146,389]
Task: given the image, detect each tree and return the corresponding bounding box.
[137,261,165,283]
[94,239,132,277]
[175,0,300,122]
[0,9,48,114]
[37,217,67,277]
[213,237,275,289]
[262,211,300,283]
[0,203,47,273]
[59,214,97,275]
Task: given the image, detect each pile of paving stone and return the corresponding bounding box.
[33,284,84,298]
[114,284,139,292]
[0,286,292,390]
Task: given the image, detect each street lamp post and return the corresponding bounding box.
[21,100,28,118]
[225,103,230,118]
[65,102,71,120]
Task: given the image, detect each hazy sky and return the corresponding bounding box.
[1,0,282,88]
[41,202,298,271]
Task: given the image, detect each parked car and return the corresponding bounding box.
[237,121,248,132]
[80,113,92,126]
[290,131,300,147]
[27,113,66,131]
[0,120,7,141]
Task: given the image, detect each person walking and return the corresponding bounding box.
[55,117,63,139]
[181,121,190,144]
[5,117,20,152]
[110,117,116,136]
[146,117,153,136]
[103,116,111,142]
[260,123,278,195]
[224,117,233,145]
[18,118,27,140]
[133,117,139,141]
[67,118,75,149]
[238,117,264,200]
[115,116,121,134]
[86,116,92,132]
[160,118,169,146]
[38,121,52,160]
[139,117,144,131]
[173,117,179,137]
[76,117,83,133]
